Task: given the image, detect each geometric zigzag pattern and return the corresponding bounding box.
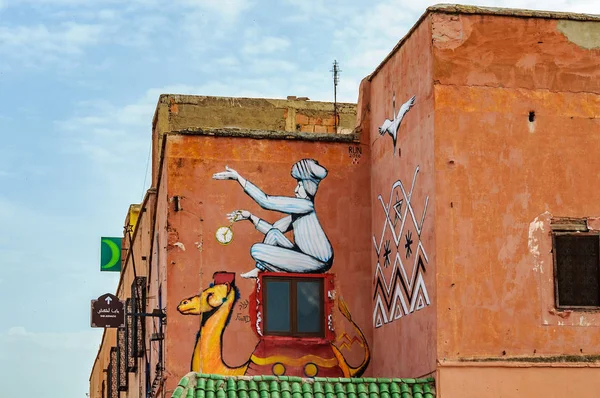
[372,166,431,328]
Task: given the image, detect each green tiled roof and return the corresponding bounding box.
[171,372,436,398]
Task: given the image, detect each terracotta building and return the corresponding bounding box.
[90,4,600,398]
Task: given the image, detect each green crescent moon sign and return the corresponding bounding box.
[101,238,121,271]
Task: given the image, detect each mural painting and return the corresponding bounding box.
[177,272,369,377]
[372,166,430,328]
[378,93,416,156]
[212,159,333,278]
[177,159,369,378]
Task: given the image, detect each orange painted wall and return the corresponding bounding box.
[438,365,600,398]
[368,17,437,378]
[162,134,372,394]
[432,13,600,361]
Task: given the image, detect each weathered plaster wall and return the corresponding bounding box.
[368,16,437,378]
[151,96,357,187]
[438,365,600,398]
[162,133,371,395]
[433,12,600,363]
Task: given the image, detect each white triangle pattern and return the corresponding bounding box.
[372,166,431,329]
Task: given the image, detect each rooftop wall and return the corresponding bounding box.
[151,95,357,187]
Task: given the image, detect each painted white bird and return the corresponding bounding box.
[378,93,416,155]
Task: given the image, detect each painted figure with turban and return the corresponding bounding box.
[212,159,333,278]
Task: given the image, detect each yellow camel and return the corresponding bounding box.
[177,282,248,375]
[177,280,370,377]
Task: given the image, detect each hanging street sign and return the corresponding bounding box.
[91,293,125,328]
[100,237,122,272]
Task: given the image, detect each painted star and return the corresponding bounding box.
[383,240,392,268]
[404,230,413,259]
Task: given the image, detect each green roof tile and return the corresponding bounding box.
[171,373,436,398]
[324,383,335,395]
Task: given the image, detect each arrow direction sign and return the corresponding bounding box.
[91,293,124,328]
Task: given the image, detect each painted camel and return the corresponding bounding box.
[177,274,370,377]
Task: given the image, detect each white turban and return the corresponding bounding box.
[291,159,328,197]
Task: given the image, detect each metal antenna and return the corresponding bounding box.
[331,60,340,133]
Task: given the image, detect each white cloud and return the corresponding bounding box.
[243,36,291,55]
[0,196,20,220]
[4,0,119,6]
[0,22,106,66]
[180,0,253,21]
[0,23,104,53]
[283,0,329,19]
[216,56,240,68]
[249,58,297,73]
[7,326,32,336]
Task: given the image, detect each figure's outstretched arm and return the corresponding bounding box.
[228,211,292,235]
[212,166,247,188]
[213,165,313,214]
[244,181,313,214]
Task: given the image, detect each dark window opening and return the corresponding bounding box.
[553,233,600,308]
[263,277,324,337]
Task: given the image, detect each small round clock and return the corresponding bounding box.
[215,226,234,245]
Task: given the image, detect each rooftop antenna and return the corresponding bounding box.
[331,60,340,133]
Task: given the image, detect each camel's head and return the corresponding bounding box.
[177,272,237,315]
[177,283,233,315]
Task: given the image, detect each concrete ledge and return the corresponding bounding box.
[168,127,361,143]
[430,4,600,22]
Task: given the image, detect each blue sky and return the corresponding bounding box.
[0,0,598,396]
